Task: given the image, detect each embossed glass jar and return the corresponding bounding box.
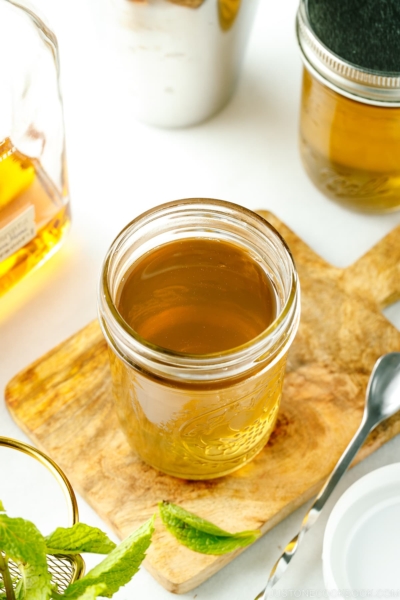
[98,199,300,480]
[297,0,400,213]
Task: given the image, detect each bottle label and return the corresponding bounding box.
[0,206,36,263]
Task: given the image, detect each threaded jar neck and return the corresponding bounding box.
[296,0,400,107]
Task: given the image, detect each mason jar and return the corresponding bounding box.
[98,199,300,480]
[0,0,70,295]
[297,0,400,213]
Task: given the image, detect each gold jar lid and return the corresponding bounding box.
[296,0,400,107]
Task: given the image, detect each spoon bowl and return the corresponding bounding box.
[366,353,400,425]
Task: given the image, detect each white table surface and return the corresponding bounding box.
[1,0,400,598]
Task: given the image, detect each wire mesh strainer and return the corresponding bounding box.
[0,437,85,594]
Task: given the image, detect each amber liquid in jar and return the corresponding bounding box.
[111,237,286,479]
[0,138,70,295]
[117,238,277,353]
[300,68,400,212]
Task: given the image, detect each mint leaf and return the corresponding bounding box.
[159,501,238,536]
[46,524,116,555]
[63,517,155,599]
[0,514,52,600]
[0,501,5,513]
[159,501,260,555]
[64,584,106,600]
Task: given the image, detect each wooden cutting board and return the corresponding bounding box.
[5,212,400,594]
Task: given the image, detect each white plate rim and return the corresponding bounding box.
[322,462,400,597]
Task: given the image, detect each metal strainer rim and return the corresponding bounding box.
[0,436,85,590]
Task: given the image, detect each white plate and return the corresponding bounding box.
[323,463,400,600]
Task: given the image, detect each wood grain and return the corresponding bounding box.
[5,212,400,594]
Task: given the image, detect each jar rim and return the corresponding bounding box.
[98,199,300,381]
[296,0,400,107]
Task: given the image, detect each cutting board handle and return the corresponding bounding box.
[343,224,400,310]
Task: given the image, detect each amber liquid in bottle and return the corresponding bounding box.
[111,237,285,479]
[116,238,277,354]
[0,138,70,295]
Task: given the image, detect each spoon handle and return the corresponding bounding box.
[255,417,373,600]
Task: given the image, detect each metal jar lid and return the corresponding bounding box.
[296,0,400,107]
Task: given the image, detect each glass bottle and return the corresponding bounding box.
[0,0,70,295]
[296,0,400,213]
[98,199,300,480]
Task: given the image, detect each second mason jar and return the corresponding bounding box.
[98,199,300,480]
[297,0,400,213]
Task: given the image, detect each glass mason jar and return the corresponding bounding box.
[0,1,70,295]
[296,0,400,213]
[107,0,260,127]
[98,199,300,480]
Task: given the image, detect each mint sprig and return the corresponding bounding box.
[159,501,261,555]
[0,502,154,600]
[0,495,261,600]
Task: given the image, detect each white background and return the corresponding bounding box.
[1,0,400,598]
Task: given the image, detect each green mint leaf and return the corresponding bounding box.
[45,524,116,555]
[0,501,5,513]
[63,517,155,599]
[63,584,106,600]
[0,514,52,600]
[159,501,260,555]
[159,501,235,536]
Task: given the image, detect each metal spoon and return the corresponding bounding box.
[255,352,400,600]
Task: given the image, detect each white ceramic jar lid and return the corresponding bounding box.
[323,463,400,600]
